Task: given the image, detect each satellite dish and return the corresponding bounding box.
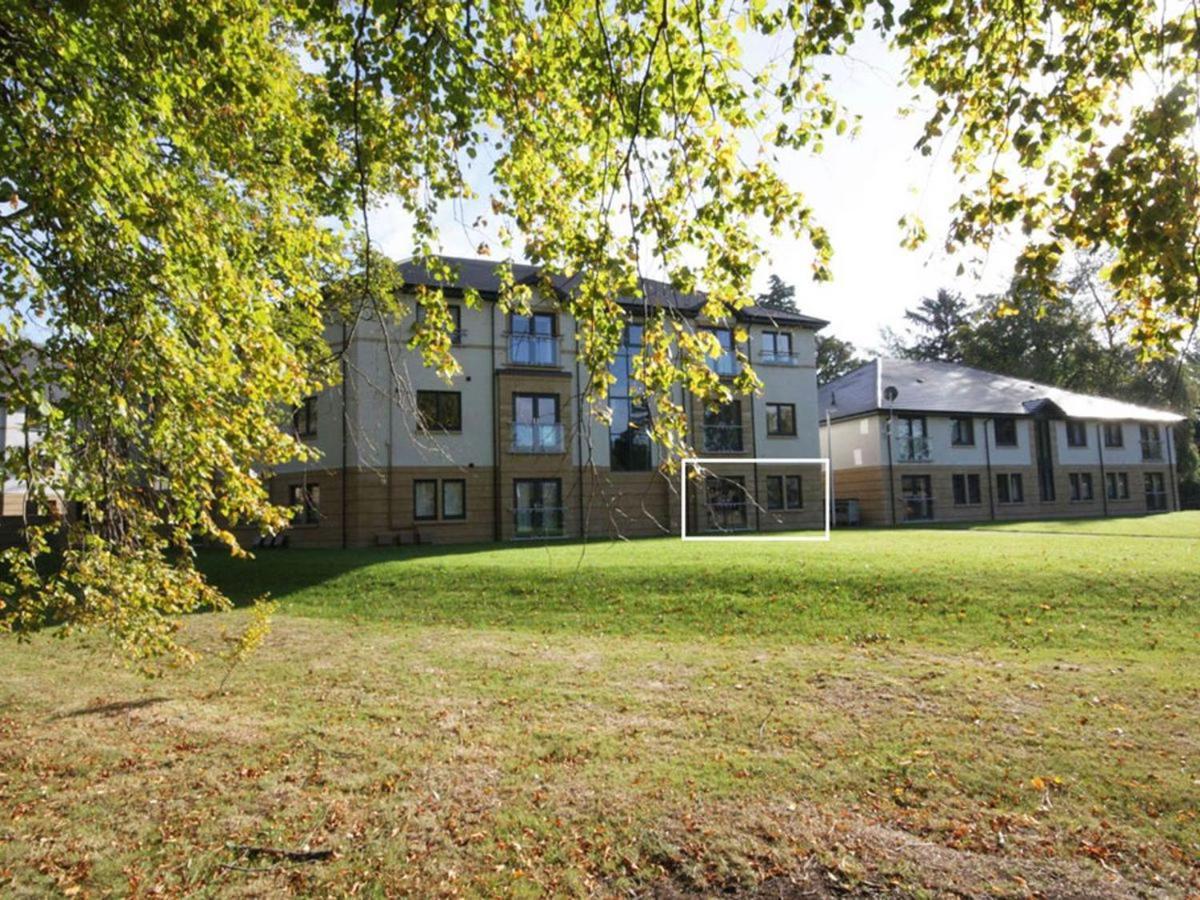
[883,386,899,403]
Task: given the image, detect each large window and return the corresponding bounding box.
[1068,472,1094,501]
[704,475,748,531]
[413,478,466,522]
[513,479,564,537]
[293,396,318,438]
[900,475,933,521]
[996,472,1024,504]
[765,402,796,436]
[442,480,466,520]
[993,417,1018,447]
[950,417,975,446]
[1140,424,1163,460]
[1103,423,1124,448]
[512,393,563,453]
[952,473,981,505]
[509,312,558,366]
[1106,471,1130,500]
[416,390,462,432]
[288,483,320,525]
[702,401,743,452]
[609,324,652,471]
[415,303,463,345]
[761,331,796,364]
[766,474,803,510]
[413,480,438,520]
[1144,472,1168,511]
[1066,420,1088,447]
[707,328,739,376]
[894,415,929,461]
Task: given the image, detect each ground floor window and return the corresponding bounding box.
[1068,472,1094,502]
[952,473,981,506]
[765,474,803,510]
[413,478,467,522]
[442,480,466,520]
[288,483,320,525]
[1106,471,1130,500]
[996,472,1024,504]
[704,475,748,531]
[414,480,438,520]
[514,479,564,537]
[1144,472,1168,511]
[900,475,933,521]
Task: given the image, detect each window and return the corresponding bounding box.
[895,415,929,461]
[993,417,1018,447]
[512,393,562,452]
[900,475,933,521]
[293,396,318,438]
[441,480,466,520]
[996,472,1024,504]
[765,402,796,436]
[766,475,803,510]
[417,390,462,432]
[1103,423,1124,448]
[1106,471,1130,500]
[514,479,564,536]
[761,331,795,364]
[413,480,438,520]
[950,417,975,446]
[707,328,739,376]
[609,324,652,471]
[704,475,748,531]
[952,473,981,506]
[509,312,558,366]
[1140,424,1162,460]
[702,401,743,452]
[288,483,320,525]
[1144,472,1168,511]
[1066,421,1088,448]
[1069,472,1094,501]
[415,303,463,345]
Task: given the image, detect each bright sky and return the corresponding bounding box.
[371,29,1022,353]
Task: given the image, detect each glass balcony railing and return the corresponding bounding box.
[759,349,799,366]
[508,333,559,366]
[896,435,931,462]
[702,424,744,452]
[511,422,565,453]
[513,506,566,537]
[708,353,739,377]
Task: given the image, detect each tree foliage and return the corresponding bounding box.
[884,289,970,363]
[816,334,866,385]
[2,0,1198,661]
[757,275,799,313]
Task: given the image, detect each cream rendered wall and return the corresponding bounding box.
[752,326,821,458]
[984,418,1033,466]
[819,416,885,469]
[1055,420,1103,466]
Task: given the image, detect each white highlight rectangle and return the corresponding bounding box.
[680,457,831,542]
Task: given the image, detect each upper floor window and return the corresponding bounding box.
[894,415,929,461]
[512,393,563,453]
[702,401,743,452]
[609,324,652,471]
[993,417,1018,447]
[509,312,558,366]
[761,331,796,365]
[707,328,739,377]
[1066,420,1088,447]
[293,396,318,438]
[416,390,462,432]
[765,402,796,436]
[950,417,975,446]
[1103,423,1124,448]
[415,303,463,345]
[1140,424,1162,460]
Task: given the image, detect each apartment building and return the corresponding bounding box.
[267,256,828,546]
[818,359,1184,526]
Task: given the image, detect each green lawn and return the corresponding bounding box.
[1,514,1198,896]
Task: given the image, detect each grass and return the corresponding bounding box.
[1,513,1198,896]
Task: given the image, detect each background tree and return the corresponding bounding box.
[757,275,798,313]
[816,334,866,385]
[884,289,970,362]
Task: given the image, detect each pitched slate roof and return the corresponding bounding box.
[818,358,1184,424]
[396,255,827,329]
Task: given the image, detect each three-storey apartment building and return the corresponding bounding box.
[818,359,1183,525]
[266,257,828,546]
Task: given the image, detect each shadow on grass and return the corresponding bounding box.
[51,696,169,719]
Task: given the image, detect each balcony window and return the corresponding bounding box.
[509,312,558,366]
[1066,420,1088,447]
[1139,424,1162,460]
[761,331,797,365]
[900,474,933,520]
[514,478,564,537]
[702,401,743,452]
[1144,472,1168,510]
[609,324,653,471]
[894,415,929,462]
[707,328,739,377]
[765,402,796,436]
[950,417,974,446]
[993,417,1018,447]
[512,393,564,453]
[704,475,748,531]
[1103,422,1124,448]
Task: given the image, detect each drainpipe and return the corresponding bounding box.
[748,382,760,532]
[574,345,585,540]
[491,304,501,542]
[1096,422,1109,517]
[884,411,897,526]
[340,319,349,549]
[983,417,995,521]
[1167,424,1179,512]
[825,409,835,529]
